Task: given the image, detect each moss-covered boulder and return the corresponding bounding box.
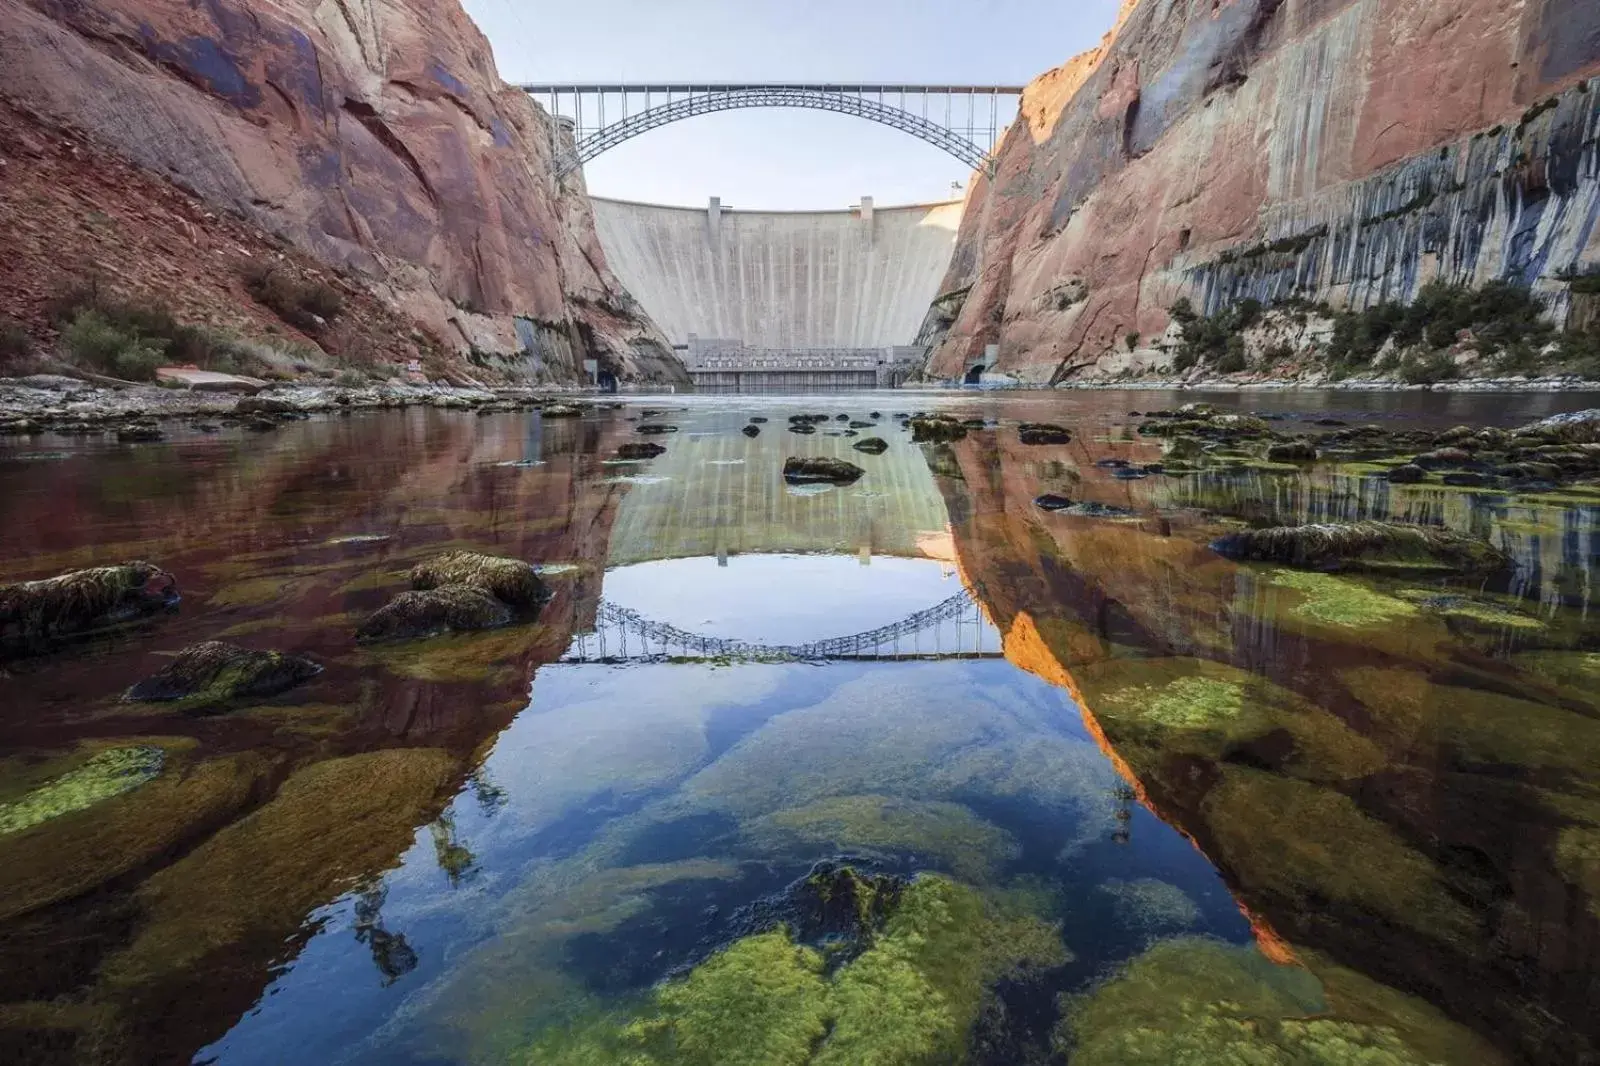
[410,550,546,608]
[0,561,177,650]
[1210,522,1510,575]
[123,641,321,708]
[356,585,513,642]
[783,457,864,486]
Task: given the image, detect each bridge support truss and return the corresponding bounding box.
[518,83,1023,180]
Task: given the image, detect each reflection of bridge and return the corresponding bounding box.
[521,84,1023,178]
[563,591,1001,663]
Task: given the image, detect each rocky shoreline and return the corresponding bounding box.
[0,375,610,437]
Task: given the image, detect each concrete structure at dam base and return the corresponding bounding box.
[590,196,964,388]
[682,336,926,389]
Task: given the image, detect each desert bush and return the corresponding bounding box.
[1396,349,1460,385]
[242,264,343,331]
[0,317,31,364]
[61,311,166,380]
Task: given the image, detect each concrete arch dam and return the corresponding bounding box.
[590,196,963,388]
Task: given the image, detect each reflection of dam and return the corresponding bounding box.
[564,590,999,662]
[604,422,953,565]
[591,197,962,387]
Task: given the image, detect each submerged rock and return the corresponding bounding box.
[0,746,166,836]
[617,441,667,460]
[116,423,163,443]
[636,423,679,436]
[540,403,583,418]
[410,551,546,609]
[852,437,889,455]
[356,585,513,642]
[1210,522,1511,574]
[742,424,761,438]
[0,562,177,650]
[1035,495,1139,519]
[749,416,769,424]
[1019,422,1073,445]
[124,641,321,707]
[783,457,864,486]
[789,423,817,435]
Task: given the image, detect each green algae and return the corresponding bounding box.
[1103,674,1244,728]
[1097,878,1201,933]
[1203,769,1475,944]
[207,574,303,608]
[0,746,164,835]
[1267,570,1420,628]
[1058,937,1448,1065]
[749,795,1019,882]
[519,875,1066,1065]
[1555,827,1600,920]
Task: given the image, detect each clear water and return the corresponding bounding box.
[2,389,1599,1066]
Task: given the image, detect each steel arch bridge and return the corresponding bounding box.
[519,83,1024,180]
[563,589,1001,663]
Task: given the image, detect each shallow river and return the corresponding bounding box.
[3,389,1600,1066]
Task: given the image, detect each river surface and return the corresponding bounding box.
[2,389,1599,1066]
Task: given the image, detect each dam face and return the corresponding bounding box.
[590,196,963,386]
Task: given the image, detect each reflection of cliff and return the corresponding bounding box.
[605,418,952,565]
[0,414,633,1065]
[934,430,1600,1065]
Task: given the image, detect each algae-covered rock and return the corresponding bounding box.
[124,641,321,707]
[749,795,1020,882]
[1059,937,1445,1065]
[1018,423,1072,445]
[1387,464,1428,483]
[1211,522,1510,574]
[410,550,546,608]
[617,441,667,460]
[1266,439,1319,462]
[356,584,513,642]
[782,457,864,486]
[852,436,889,455]
[519,874,1066,1065]
[0,746,164,836]
[0,561,177,650]
[636,423,680,436]
[1097,878,1200,934]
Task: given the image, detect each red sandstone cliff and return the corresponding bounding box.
[0,0,686,383]
[924,0,1600,383]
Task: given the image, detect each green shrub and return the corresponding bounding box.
[334,368,368,387]
[1215,336,1249,373]
[1396,350,1460,385]
[1125,331,1140,350]
[1330,281,1550,368]
[61,310,166,380]
[242,264,344,331]
[1170,298,1197,324]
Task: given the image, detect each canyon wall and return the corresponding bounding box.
[923,0,1600,383]
[0,0,686,383]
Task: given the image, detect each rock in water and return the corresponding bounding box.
[909,416,967,443]
[742,424,761,438]
[410,551,546,609]
[125,641,321,706]
[635,423,679,436]
[1019,423,1072,445]
[0,562,177,650]
[1385,464,1427,483]
[783,457,865,486]
[1265,440,1318,462]
[356,585,513,642]
[1210,522,1510,574]
[616,441,666,460]
[852,437,889,455]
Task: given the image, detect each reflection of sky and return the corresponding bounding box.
[602,553,982,645]
[198,656,1249,1066]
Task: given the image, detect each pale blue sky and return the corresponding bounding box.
[462,0,1123,209]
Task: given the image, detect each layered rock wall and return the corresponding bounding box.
[924,0,1600,383]
[0,0,686,383]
